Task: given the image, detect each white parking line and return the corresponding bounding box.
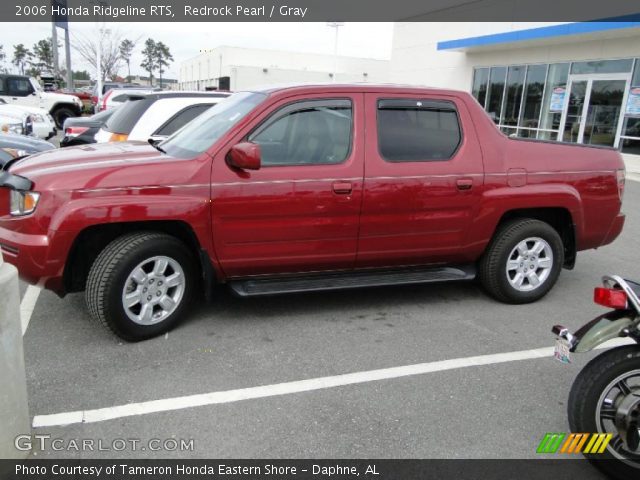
[20,285,41,336]
[32,337,633,429]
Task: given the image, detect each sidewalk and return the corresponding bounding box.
[624,154,640,182]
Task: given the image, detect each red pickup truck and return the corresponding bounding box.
[0,84,626,341]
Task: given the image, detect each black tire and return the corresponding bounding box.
[85,232,197,341]
[51,106,75,128]
[478,218,563,304]
[568,346,640,480]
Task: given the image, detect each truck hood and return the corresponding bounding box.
[9,141,182,190]
[44,91,82,107]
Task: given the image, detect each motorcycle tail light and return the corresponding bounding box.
[594,287,628,309]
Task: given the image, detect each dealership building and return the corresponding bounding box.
[391,21,640,167]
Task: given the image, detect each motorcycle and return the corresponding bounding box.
[552,275,640,479]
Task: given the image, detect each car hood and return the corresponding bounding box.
[0,133,55,152]
[0,104,50,116]
[0,107,28,121]
[9,141,183,190]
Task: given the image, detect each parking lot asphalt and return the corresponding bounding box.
[17,178,639,472]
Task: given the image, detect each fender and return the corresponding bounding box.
[572,310,636,353]
[466,183,583,254]
[48,191,215,267]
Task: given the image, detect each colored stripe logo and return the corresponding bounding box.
[537,433,612,454]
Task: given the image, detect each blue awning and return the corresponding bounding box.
[437,19,640,51]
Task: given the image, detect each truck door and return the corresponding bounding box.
[4,76,39,108]
[211,93,365,277]
[357,93,484,268]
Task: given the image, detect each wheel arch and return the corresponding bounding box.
[49,102,82,116]
[496,207,577,269]
[63,220,214,294]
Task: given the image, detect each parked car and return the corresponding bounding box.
[0,133,55,168]
[94,91,230,143]
[0,110,30,136]
[61,109,115,148]
[96,87,159,113]
[0,84,626,341]
[0,102,56,140]
[91,83,153,111]
[0,74,83,128]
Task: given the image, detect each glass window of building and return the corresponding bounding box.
[539,63,570,140]
[471,68,489,108]
[486,66,506,124]
[570,59,634,75]
[502,66,525,130]
[518,64,547,138]
[621,58,640,155]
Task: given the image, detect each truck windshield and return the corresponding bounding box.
[160,91,267,158]
[29,78,42,92]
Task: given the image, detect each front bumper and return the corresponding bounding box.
[0,225,71,295]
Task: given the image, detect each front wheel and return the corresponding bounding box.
[568,346,640,480]
[478,218,563,304]
[86,232,197,341]
[51,107,75,128]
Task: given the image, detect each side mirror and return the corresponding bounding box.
[227,142,261,171]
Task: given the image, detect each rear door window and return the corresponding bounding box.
[377,99,462,162]
[104,97,153,134]
[154,104,212,136]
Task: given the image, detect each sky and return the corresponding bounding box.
[0,22,394,80]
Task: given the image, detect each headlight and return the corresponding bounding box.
[1,123,24,135]
[29,114,46,123]
[10,190,40,216]
[1,148,28,158]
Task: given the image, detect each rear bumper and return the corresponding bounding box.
[0,226,68,295]
[602,213,625,246]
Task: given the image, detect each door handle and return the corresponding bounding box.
[456,178,473,191]
[332,181,353,194]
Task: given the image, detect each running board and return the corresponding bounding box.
[229,265,476,297]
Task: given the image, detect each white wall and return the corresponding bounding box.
[179,45,389,90]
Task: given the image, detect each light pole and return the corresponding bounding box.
[326,22,344,83]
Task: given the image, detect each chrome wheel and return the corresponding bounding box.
[121,255,185,325]
[505,237,553,292]
[596,369,640,463]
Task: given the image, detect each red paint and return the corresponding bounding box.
[0,84,626,295]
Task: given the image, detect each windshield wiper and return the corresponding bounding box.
[148,137,166,154]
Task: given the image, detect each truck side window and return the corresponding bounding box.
[377,99,461,162]
[0,78,6,95]
[249,99,352,167]
[7,77,34,97]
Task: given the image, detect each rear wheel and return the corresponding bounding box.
[85,232,196,341]
[478,218,563,303]
[568,346,640,480]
